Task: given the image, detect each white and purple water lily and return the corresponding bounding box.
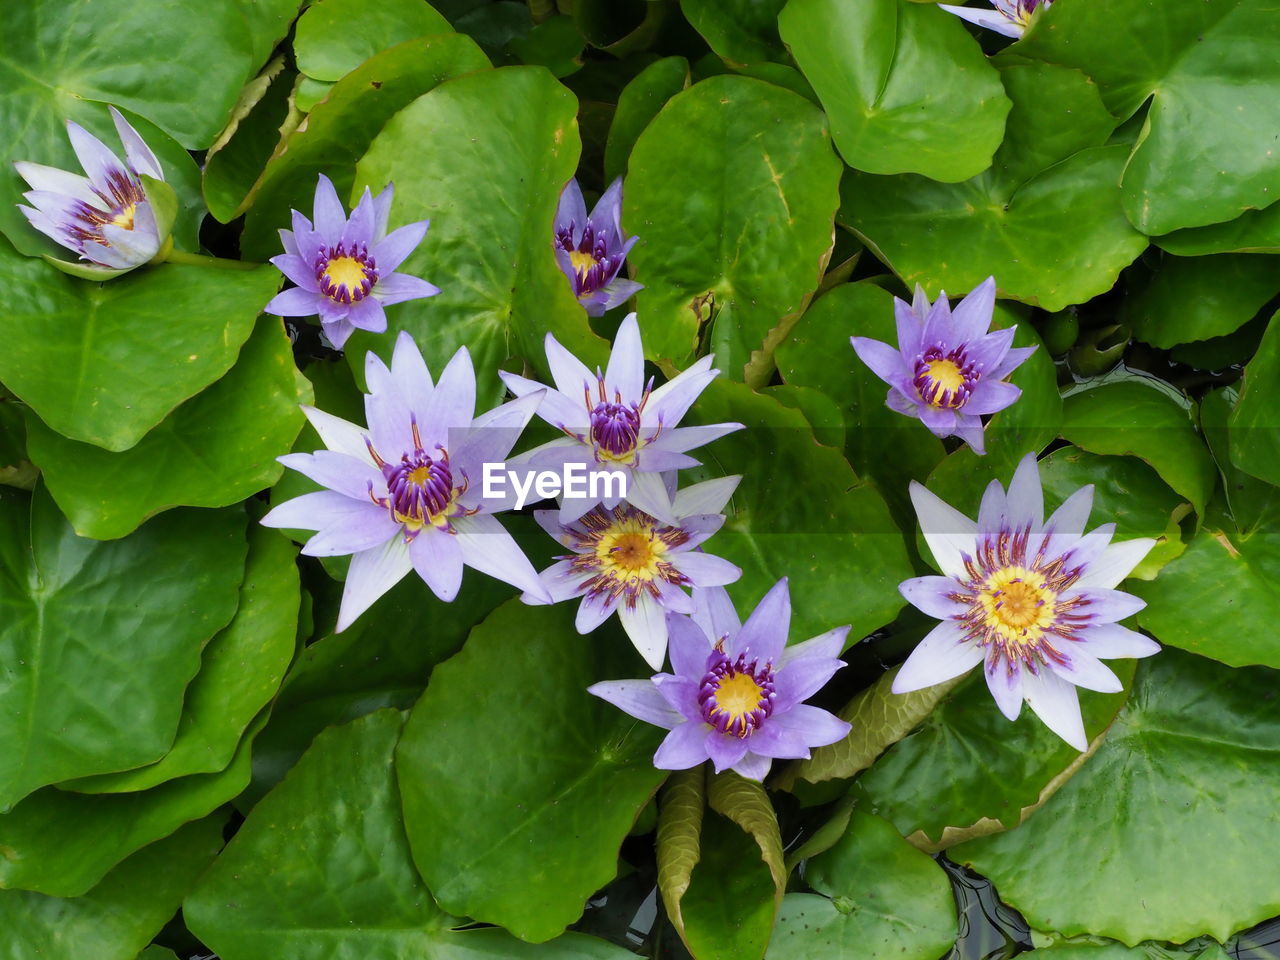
[555,177,642,315]
[15,106,167,269]
[938,0,1051,38]
[851,277,1035,455]
[527,476,743,669]
[500,313,742,524]
[266,174,438,348]
[589,580,852,781]
[894,453,1159,750]
[262,331,551,631]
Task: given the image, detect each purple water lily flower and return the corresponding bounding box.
[851,277,1035,455]
[15,107,166,269]
[588,580,852,781]
[555,177,643,315]
[500,313,742,524]
[265,174,438,348]
[894,453,1159,750]
[262,331,551,630]
[527,475,743,669]
[938,0,1050,38]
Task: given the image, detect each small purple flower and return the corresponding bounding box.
[265,174,439,348]
[588,580,852,781]
[554,177,643,315]
[15,107,167,270]
[894,453,1159,750]
[527,476,743,669]
[938,0,1050,38]
[500,313,742,524]
[262,331,551,631]
[851,277,1035,455]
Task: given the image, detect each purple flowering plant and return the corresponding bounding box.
[5,12,1271,957]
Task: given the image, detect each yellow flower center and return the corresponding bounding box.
[407,465,433,487]
[569,249,599,276]
[925,358,967,396]
[596,520,665,582]
[324,255,369,290]
[109,204,136,230]
[977,565,1058,645]
[712,672,767,725]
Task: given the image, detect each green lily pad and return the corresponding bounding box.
[295,0,452,82]
[351,65,608,408]
[624,74,842,371]
[0,714,261,897]
[238,34,491,261]
[245,566,509,806]
[0,489,247,811]
[604,55,688,182]
[778,0,1009,182]
[767,811,957,960]
[1156,201,1280,256]
[27,318,311,539]
[684,378,913,645]
[64,522,299,793]
[0,816,225,960]
[186,709,635,960]
[395,600,668,943]
[1131,518,1280,670]
[954,649,1280,945]
[1227,308,1280,487]
[1061,379,1216,517]
[1120,253,1280,348]
[0,241,279,452]
[1200,387,1280,536]
[842,61,1145,312]
[854,660,1133,851]
[1016,0,1280,234]
[680,0,786,66]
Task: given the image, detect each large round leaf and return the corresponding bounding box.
[624,74,841,371]
[1157,200,1280,256]
[65,522,300,793]
[1061,379,1216,517]
[0,0,298,251]
[186,710,633,960]
[1016,0,1280,234]
[0,490,247,811]
[352,65,607,408]
[0,241,280,452]
[680,0,786,66]
[767,811,957,959]
[1120,253,1280,348]
[0,715,259,897]
[395,600,668,943]
[0,817,225,960]
[27,318,311,539]
[842,62,1145,311]
[239,34,491,259]
[778,0,1009,182]
[852,661,1133,851]
[1131,519,1280,670]
[294,0,452,82]
[683,378,913,644]
[954,649,1280,945]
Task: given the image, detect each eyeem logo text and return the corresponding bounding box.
[482,462,628,510]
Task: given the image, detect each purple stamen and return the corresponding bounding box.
[315,242,379,304]
[912,344,980,409]
[698,650,777,738]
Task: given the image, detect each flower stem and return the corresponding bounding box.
[163,248,260,270]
